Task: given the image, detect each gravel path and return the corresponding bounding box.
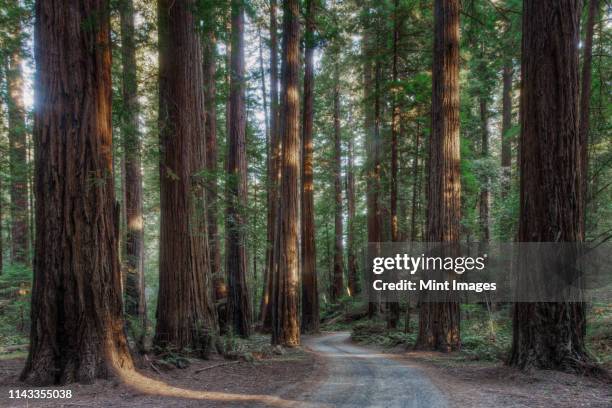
[298,332,449,408]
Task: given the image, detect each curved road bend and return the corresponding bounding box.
[297,332,449,408]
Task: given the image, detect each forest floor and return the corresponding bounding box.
[0,331,611,407]
[347,332,612,408]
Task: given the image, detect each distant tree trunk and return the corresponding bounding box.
[390,0,401,244]
[410,123,421,242]
[203,29,221,291]
[258,27,269,144]
[301,0,320,333]
[579,0,599,228]
[226,0,252,337]
[500,64,513,197]
[508,0,591,372]
[346,135,359,296]
[155,0,218,351]
[479,98,490,242]
[272,0,300,347]
[363,21,381,319]
[119,0,147,344]
[261,0,279,330]
[21,0,133,385]
[387,0,402,329]
[416,0,461,352]
[332,65,344,302]
[6,7,30,266]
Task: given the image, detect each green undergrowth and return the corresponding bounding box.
[343,301,611,367]
[0,263,31,348]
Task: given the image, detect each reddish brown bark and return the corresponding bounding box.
[387,0,402,329]
[261,0,280,330]
[332,65,344,302]
[346,135,359,296]
[509,0,590,372]
[203,29,221,287]
[155,0,217,351]
[301,0,320,333]
[226,0,252,337]
[416,0,461,352]
[119,0,147,341]
[6,5,30,266]
[272,0,300,347]
[363,18,381,319]
[410,123,421,242]
[21,0,133,385]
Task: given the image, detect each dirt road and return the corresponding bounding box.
[297,332,449,408]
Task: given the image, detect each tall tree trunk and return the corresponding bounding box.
[346,135,359,296]
[332,65,344,302]
[6,4,30,266]
[390,0,401,244]
[301,0,320,333]
[155,0,218,351]
[226,0,251,337]
[363,18,381,319]
[500,64,513,197]
[416,0,461,352]
[261,0,279,330]
[479,98,490,242]
[272,0,300,347]
[579,0,599,230]
[509,0,590,372]
[410,123,421,242]
[119,0,147,344]
[21,0,133,385]
[387,0,402,329]
[203,29,221,294]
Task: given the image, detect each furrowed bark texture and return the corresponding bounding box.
[261,0,279,330]
[272,0,300,347]
[226,0,252,337]
[301,0,320,333]
[21,0,133,385]
[119,0,147,336]
[155,0,217,351]
[509,0,591,372]
[416,0,461,352]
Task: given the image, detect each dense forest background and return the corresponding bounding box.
[0,0,610,386]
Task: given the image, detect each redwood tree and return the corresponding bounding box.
[226,0,252,337]
[21,0,133,384]
[346,135,359,296]
[261,0,280,330]
[509,0,591,371]
[6,0,30,265]
[579,0,599,224]
[203,28,221,288]
[119,0,147,339]
[155,0,217,351]
[332,65,344,302]
[416,0,461,352]
[500,64,513,198]
[301,0,320,333]
[272,0,300,347]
